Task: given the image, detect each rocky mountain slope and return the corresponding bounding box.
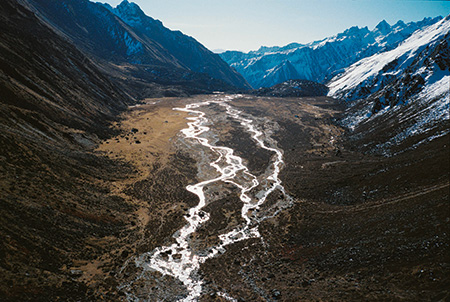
[328,15,450,155]
[194,95,449,302]
[25,0,250,93]
[220,17,443,88]
[252,79,328,97]
[0,0,141,299]
[103,0,250,90]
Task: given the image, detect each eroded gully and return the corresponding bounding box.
[122,95,292,301]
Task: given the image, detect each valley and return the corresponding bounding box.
[1,0,449,301]
[92,95,448,301]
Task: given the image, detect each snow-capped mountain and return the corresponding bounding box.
[220,17,443,89]
[26,0,250,91]
[328,16,450,155]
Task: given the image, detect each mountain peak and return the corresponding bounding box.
[376,19,390,28]
[394,20,406,28]
[116,0,144,15]
[375,19,391,34]
[118,0,130,6]
[343,26,360,35]
[342,26,370,37]
[111,0,148,27]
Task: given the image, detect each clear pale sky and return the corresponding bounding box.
[99,0,450,52]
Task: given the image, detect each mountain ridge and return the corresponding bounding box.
[25,0,250,94]
[252,79,329,97]
[102,0,250,90]
[220,16,443,89]
[327,15,450,155]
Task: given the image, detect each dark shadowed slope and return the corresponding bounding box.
[0,0,133,136]
[0,0,137,300]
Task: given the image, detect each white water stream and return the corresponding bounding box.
[123,95,291,301]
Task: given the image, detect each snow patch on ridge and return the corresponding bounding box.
[328,17,450,96]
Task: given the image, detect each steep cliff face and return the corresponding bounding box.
[27,0,180,66]
[220,17,443,88]
[258,60,301,88]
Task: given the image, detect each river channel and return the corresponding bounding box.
[122,95,292,301]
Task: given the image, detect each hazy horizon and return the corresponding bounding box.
[101,0,449,52]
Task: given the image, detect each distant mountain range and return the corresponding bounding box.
[220,17,443,89]
[220,14,449,155]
